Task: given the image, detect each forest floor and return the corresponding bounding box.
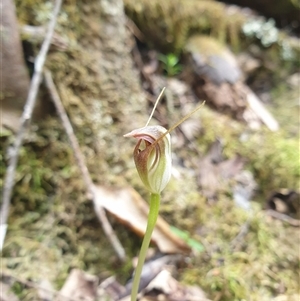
[1,1,299,301]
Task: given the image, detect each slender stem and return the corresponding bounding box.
[131,193,160,301]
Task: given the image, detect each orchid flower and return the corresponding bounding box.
[124,125,171,194]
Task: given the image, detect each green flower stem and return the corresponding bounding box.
[131,193,160,301]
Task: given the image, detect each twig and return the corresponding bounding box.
[44,70,126,261]
[246,89,279,131]
[125,17,145,42]
[230,218,251,250]
[265,209,300,227]
[2,272,83,301]
[0,0,63,251]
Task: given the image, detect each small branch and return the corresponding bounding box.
[265,209,300,227]
[0,0,63,251]
[2,272,83,301]
[44,70,126,261]
[246,89,279,131]
[126,17,145,42]
[230,218,251,250]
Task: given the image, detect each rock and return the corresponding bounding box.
[184,35,279,131]
[185,35,242,85]
[184,35,247,118]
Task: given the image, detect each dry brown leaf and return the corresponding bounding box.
[55,269,98,301]
[37,279,54,301]
[98,276,125,301]
[142,269,211,301]
[94,185,190,254]
[100,255,182,300]
[197,140,248,202]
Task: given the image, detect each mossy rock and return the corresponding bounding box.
[124,0,246,52]
[185,35,242,84]
[124,0,300,71]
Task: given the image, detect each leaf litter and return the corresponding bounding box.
[1,0,300,300]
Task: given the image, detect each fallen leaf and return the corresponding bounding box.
[100,255,181,300]
[55,269,98,301]
[142,269,211,301]
[98,276,125,301]
[94,185,190,254]
[124,255,180,296]
[197,139,252,203]
[37,279,54,301]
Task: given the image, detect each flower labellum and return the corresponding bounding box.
[124,125,172,194]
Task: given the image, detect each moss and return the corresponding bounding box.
[180,200,299,300]
[269,81,300,136]
[198,106,299,194]
[0,120,135,300]
[124,0,245,53]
